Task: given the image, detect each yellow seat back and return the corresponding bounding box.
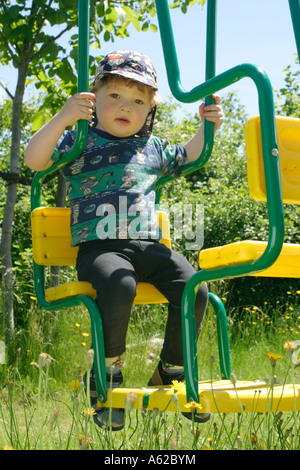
[31,207,171,266]
[246,115,300,205]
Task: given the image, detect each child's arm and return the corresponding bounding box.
[24,92,96,171]
[184,94,224,164]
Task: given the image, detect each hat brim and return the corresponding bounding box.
[94,69,158,91]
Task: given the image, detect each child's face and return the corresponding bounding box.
[94,80,153,138]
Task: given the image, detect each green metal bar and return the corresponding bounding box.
[288,0,300,62]
[208,293,231,379]
[155,0,284,403]
[181,68,284,401]
[34,264,107,401]
[30,0,108,402]
[155,0,216,203]
[31,0,90,211]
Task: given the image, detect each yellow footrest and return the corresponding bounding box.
[199,241,300,277]
[97,380,300,414]
[45,281,168,305]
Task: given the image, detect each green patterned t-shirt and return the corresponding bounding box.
[54,127,186,245]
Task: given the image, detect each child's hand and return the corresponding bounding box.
[199,94,224,131]
[59,92,96,127]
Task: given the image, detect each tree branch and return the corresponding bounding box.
[31,24,73,63]
[0,170,59,186]
[0,81,14,101]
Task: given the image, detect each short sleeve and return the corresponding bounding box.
[51,131,76,162]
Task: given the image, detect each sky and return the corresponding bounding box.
[0,0,298,120]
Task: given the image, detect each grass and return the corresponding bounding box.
[0,289,299,450]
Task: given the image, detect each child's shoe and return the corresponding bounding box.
[148,360,211,423]
[84,366,124,431]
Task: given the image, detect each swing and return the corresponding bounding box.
[30,0,300,414]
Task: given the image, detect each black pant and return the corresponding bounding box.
[76,239,208,366]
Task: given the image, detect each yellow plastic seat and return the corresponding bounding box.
[199,116,300,277]
[199,240,300,278]
[31,207,171,304]
[247,115,300,205]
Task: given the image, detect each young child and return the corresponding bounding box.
[25,50,224,430]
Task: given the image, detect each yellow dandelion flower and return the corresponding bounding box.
[75,323,81,328]
[287,291,292,295]
[82,332,89,337]
[84,407,96,417]
[202,446,213,450]
[265,352,283,367]
[184,401,203,413]
[81,342,86,347]
[172,380,185,393]
[296,290,300,295]
[207,437,214,443]
[68,379,80,391]
[284,341,296,352]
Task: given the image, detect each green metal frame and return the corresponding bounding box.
[155,0,285,403]
[30,0,300,407]
[31,0,107,402]
[289,0,300,62]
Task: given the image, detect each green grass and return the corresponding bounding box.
[0,291,299,450]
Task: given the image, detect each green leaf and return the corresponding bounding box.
[131,16,141,32]
[150,24,157,33]
[31,110,45,132]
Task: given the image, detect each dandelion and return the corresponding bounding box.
[184,400,203,413]
[171,380,185,393]
[265,352,283,368]
[284,340,296,353]
[82,332,89,337]
[38,352,53,368]
[230,372,237,385]
[236,435,243,449]
[170,437,178,450]
[125,391,138,411]
[83,407,96,417]
[79,435,92,450]
[284,340,300,366]
[49,405,61,429]
[75,322,81,328]
[85,349,94,369]
[68,379,80,391]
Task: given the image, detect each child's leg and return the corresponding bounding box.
[143,242,208,368]
[76,240,137,358]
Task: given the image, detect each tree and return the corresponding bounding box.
[0,0,202,341]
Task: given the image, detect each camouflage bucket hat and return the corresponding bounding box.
[93,50,158,90]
